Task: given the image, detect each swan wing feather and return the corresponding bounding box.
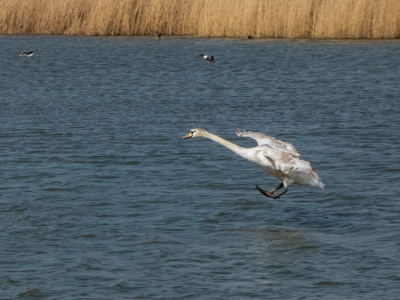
[236,129,300,156]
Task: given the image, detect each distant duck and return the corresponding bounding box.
[200,54,215,64]
[247,35,254,39]
[153,31,162,41]
[20,50,34,56]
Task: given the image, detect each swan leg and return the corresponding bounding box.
[269,183,283,194]
[256,185,277,199]
[256,184,288,199]
[274,186,289,199]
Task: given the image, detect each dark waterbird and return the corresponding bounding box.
[200,54,215,64]
[20,50,34,56]
[153,30,162,41]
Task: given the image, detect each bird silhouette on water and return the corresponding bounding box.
[200,54,215,64]
[20,50,34,56]
[153,31,162,41]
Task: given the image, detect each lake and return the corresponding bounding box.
[1,35,400,299]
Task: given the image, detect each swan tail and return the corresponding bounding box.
[310,170,325,189]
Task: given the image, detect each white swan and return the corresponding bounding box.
[182,128,324,199]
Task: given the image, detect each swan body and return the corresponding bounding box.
[182,128,324,199]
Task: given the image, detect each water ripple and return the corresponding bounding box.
[0,36,399,299]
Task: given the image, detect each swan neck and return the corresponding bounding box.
[203,131,245,156]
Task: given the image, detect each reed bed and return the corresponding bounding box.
[1,0,399,38]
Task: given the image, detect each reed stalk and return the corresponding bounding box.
[1,0,399,38]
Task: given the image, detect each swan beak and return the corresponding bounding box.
[182,132,193,139]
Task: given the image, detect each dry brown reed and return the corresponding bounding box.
[0,0,399,38]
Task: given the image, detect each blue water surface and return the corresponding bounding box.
[0,36,400,299]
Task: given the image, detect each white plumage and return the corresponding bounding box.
[182,128,324,199]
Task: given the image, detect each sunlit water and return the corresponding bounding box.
[1,36,400,299]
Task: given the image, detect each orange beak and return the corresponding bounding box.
[182,132,193,139]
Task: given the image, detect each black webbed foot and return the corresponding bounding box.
[255,185,280,199]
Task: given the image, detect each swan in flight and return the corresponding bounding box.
[182,128,324,199]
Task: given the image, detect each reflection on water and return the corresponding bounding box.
[0,35,400,299]
[237,227,312,263]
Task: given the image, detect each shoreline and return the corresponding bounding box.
[2,34,400,40]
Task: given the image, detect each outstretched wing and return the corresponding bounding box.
[236,129,300,156]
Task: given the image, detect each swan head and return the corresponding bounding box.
[182,128,205,139]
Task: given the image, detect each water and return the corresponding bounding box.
[1,35,400,299]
